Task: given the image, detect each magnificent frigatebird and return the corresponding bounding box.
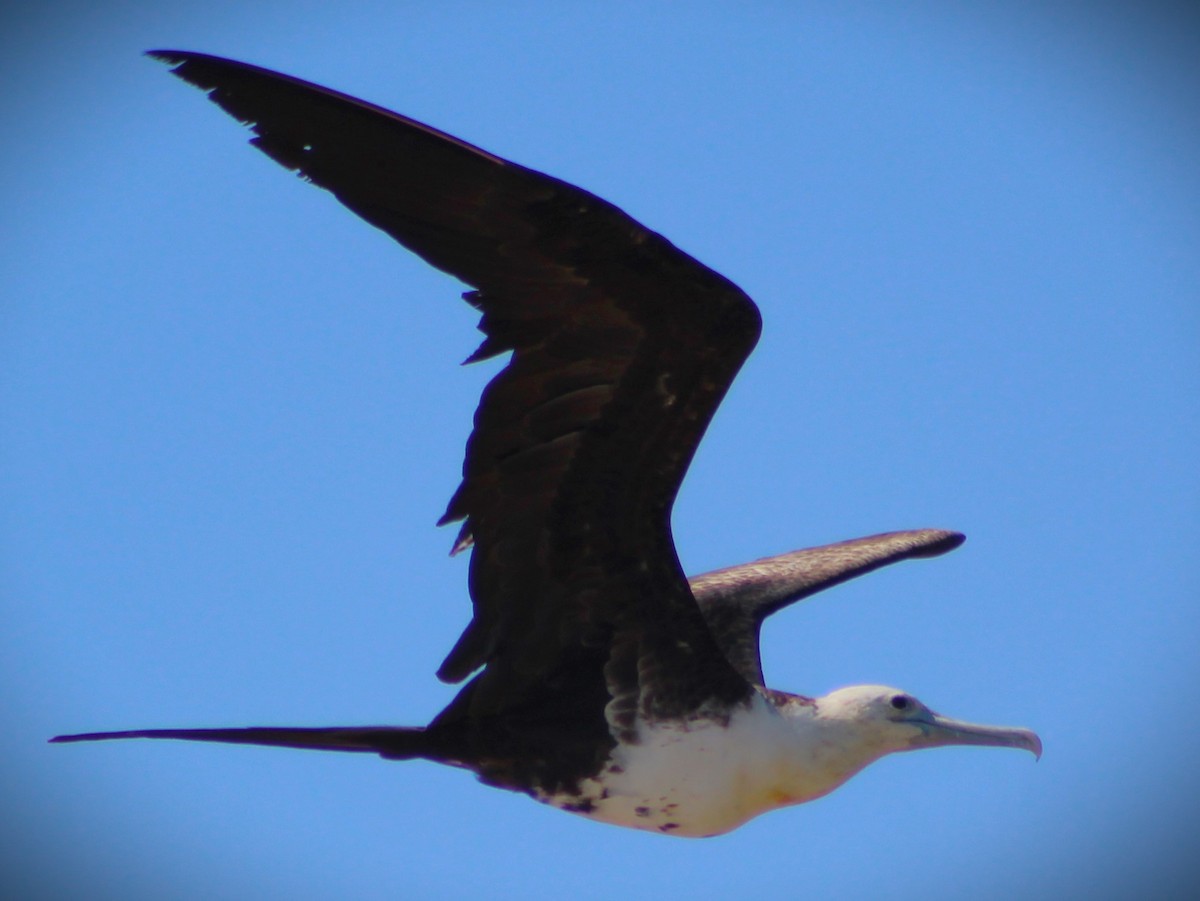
[54,51,1040,837]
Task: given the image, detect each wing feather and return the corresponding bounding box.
[153,51,758,727]
[691,529,966,684]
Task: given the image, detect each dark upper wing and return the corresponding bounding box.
[153,51,759,725]
[690,529,965,685]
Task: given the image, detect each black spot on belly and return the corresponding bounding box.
[659,823,680,832]
[635,806,650,818]
[561,798,596,814]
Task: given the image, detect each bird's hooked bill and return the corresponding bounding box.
[908,711,1042,760]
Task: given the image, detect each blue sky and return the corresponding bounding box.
[3,3,1198,899]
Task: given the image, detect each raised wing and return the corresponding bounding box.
[152,51,759,730]
[690,529,965,685]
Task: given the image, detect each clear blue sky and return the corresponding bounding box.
[3,3,1198,899]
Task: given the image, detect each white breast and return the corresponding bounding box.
[537,694,854,837]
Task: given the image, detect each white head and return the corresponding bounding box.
[812,684,1042,763]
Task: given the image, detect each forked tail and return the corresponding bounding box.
[50,725,432,760]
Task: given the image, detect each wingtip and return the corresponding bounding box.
[145,49,186,65]
[146,50,234,78]
[909,529,966,557]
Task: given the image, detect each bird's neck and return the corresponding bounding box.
[762,692,893,805]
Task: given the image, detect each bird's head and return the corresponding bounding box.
[813,684,1042,760]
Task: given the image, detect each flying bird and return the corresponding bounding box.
[54,51,1040,837]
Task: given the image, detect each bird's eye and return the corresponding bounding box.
[890,695,912,710]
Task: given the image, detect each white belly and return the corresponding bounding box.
[537,695,832,837]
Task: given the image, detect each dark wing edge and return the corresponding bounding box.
[152,51,762,729]
[690,529,965,684]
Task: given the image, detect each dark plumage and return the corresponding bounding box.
[54,53,1038,834]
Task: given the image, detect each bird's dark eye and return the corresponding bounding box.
[890,695,911,710]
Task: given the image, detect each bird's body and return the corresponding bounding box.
[542,692,819,837]
[53,51,1040,836]
[528,683,1032,836]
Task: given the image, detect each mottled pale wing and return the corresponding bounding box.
[153,51,758,725]
[691,529,965,684]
